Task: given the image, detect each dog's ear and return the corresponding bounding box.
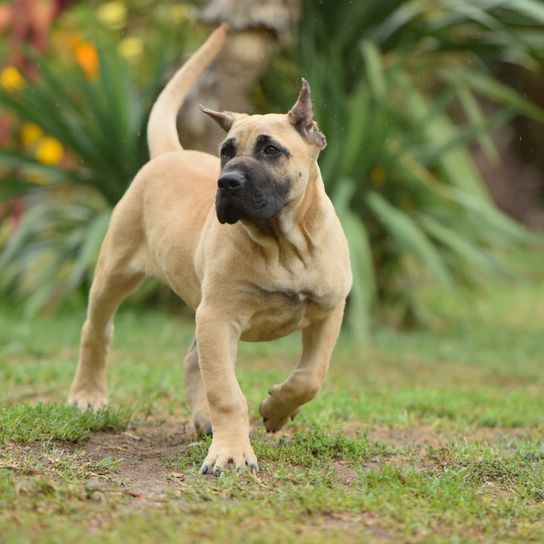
[199,105,243,132]
[287,78,326,149]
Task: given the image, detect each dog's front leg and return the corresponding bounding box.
[195,304,258,475]
[260,304,345,433]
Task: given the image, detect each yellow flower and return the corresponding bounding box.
[169,4,188,24]
[35,137,64,166]
[118,36,143,61]
[96,1,127,30]
[20,123,44,147]
[0,66,24,92]
[74,42,99,79]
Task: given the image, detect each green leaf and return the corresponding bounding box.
[450,188,541,245]
[418,214,502,278]
[460,70,544,122]
[337,77,372,178]
[366,192,455,289]
[67,211,111,289]
[510,0,544,25]
[396,71,492,199]
[456,86,500,164]
[361,41,386,99]
[334,179,376,341]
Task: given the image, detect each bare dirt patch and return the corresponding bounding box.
[368,426,447,449]
[2,418,197,508]
[321,512,396,542]
[78,418,195,502]
[330,461,359,485]
[367,425,534,450]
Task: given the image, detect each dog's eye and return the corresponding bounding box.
[263,144,280,156]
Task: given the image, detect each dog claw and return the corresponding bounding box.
[212,467,222,477]
[200,464,209,475]
[236,462,259,474]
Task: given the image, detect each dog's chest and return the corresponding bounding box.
[240,282,339,341]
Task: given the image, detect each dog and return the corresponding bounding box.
[68,24,352,475]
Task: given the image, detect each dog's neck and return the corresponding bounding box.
[239,163,329,270]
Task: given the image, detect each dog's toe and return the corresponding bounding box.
[199,438,258,477]
[68,390,107,412]
[259,396,298,433]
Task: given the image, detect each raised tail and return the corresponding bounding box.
[147,24,228,159]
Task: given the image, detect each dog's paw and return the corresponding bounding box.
[68,389,107,411]
[199,435,258,476]
[259,389,299,433]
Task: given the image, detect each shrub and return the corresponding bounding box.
[0,32,180,312]
[262,0,544,334]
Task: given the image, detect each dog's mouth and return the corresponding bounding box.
[215,179,290,226]
[216,190,270,225]
[215,197,282,225]
[216,202,241,225]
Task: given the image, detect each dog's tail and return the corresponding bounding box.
[147,24,228,159]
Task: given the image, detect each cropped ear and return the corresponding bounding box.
[199,105,244,132]
[287,78,326,149]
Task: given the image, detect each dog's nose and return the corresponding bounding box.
[218,172,244,191]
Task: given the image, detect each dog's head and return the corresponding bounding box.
[200,79,326,225]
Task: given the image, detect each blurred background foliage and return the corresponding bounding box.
[0,0,543,333]
[260,0,544,333]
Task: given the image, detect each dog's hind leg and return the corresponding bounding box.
[259,305,345,433]
[184,338,212,435]
[68,233,144,411]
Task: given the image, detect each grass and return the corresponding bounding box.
[0,250,543,543]
[0,404,129,443]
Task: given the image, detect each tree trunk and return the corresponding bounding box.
[178,0,300,154]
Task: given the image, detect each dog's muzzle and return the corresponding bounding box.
[216,171,246,224]
[215,163,291,225]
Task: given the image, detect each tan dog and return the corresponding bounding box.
[68,25,352,475]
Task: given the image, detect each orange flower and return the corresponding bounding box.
[35,137,64,165]
[74,42,99,79]
[0,65,24,91]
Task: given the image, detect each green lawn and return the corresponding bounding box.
[1,253,543,543]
